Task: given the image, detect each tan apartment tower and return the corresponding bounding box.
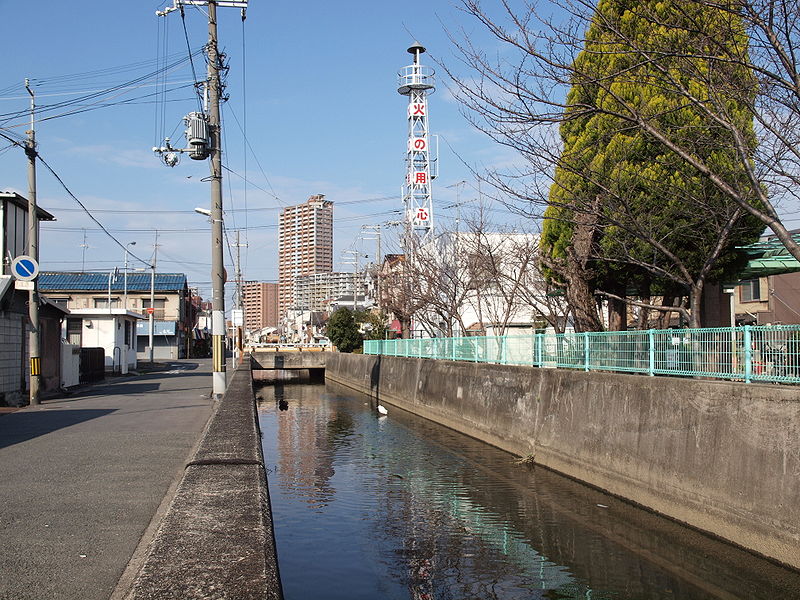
[278,194,333,318]
[242,281,279,332]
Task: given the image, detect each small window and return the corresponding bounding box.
[94,297,120,309]
[66,319,82,345]
[740,279,762,302]
[141,298,166,319]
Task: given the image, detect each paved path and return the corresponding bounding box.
[0,359,216,600]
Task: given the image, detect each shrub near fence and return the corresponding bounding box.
[363,325,800,384]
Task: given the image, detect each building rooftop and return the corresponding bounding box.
[1,192,56,221]
[67,308,144,319]
[39,271,188,293]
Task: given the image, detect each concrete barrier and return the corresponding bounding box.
[325,352,800,571]
[251,351,327,370]
[126,362,283,599]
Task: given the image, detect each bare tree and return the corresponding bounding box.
[403,235,476,336]
[444,0,800,327]
[460,219,547,336]
[379,254,419,339]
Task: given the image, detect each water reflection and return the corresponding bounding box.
[257,380,800,600]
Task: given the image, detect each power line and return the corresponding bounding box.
[43,194,400,214]
[0,79,197,101]
[223,103,282,205]
[27,49,196,88]
[36,154,152,267]
[179,5,205,112]
[0,50,202,126]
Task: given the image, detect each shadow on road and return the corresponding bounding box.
[71,382,163,398]
[0,409,115,450]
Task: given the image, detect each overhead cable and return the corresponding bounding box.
[36,154,152,267]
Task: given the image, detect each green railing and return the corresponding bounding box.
[363,325,800,384]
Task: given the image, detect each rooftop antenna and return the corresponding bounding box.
[80,229,89,272]
[398,41,437,247]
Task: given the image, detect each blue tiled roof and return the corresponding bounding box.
[39,271,188,293]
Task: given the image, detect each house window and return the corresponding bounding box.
[50,297,70,308]
[141,298,166,320]
[94,297,120,309]
[66,319,82,345]
[740,279,762,302]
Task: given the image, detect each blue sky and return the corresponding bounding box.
[0,0,522,305]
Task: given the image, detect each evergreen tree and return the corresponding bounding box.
[541,0,763,329]
[327,308,363,353]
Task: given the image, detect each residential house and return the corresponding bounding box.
[733,273,800,325]
[38,271,196,361]
[0,192,55,406]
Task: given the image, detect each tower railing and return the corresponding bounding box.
[397,65,436,92]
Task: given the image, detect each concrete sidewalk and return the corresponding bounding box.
[0,359,216,600]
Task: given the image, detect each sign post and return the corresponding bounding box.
[11,255,40,404]
[11,255,39,282]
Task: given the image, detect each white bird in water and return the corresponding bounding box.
[377,404,388,415]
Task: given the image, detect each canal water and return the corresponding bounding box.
[257,378,800,600]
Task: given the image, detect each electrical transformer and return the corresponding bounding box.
[185,112,210,160]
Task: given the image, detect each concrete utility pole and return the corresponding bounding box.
[233,229,247,362]
[153,0,246,396]
[124,241,136,309]
[149,231,158,365]
[360,224,382,307]
[25,79,40,406]
[207,0,227,397]
[341,250,366,312]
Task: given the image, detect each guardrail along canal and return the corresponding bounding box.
[256,378,800,600]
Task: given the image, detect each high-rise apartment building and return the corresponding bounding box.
[278,194,333,317]
[242,281,279,332]
[293,271,359,312]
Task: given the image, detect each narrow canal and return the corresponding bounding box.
[256,377,800,600]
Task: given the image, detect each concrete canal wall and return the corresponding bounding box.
[325,352,800,571]
[126,362,283,600]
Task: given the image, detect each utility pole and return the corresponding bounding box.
[233,229,247,361]
[149,231,158,365]
[341,250,365,312]
[360,224,382,308]
[25,79,40,406]
[446,180,466,234]
[207,0,229,397]
[153,0,246,396]
[124,241,136,310]
[80,230,89,272]
[206,1,225,395]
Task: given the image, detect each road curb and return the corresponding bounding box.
[123,361,283,599]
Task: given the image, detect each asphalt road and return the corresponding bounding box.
[0,359,216,600]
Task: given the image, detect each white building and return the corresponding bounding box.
[65,309,142,374]
[293,271,364,312]
[411,231,551,336]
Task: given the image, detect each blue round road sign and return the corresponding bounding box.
[11,255,39,281]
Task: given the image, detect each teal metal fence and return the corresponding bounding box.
[363,325,800,384]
